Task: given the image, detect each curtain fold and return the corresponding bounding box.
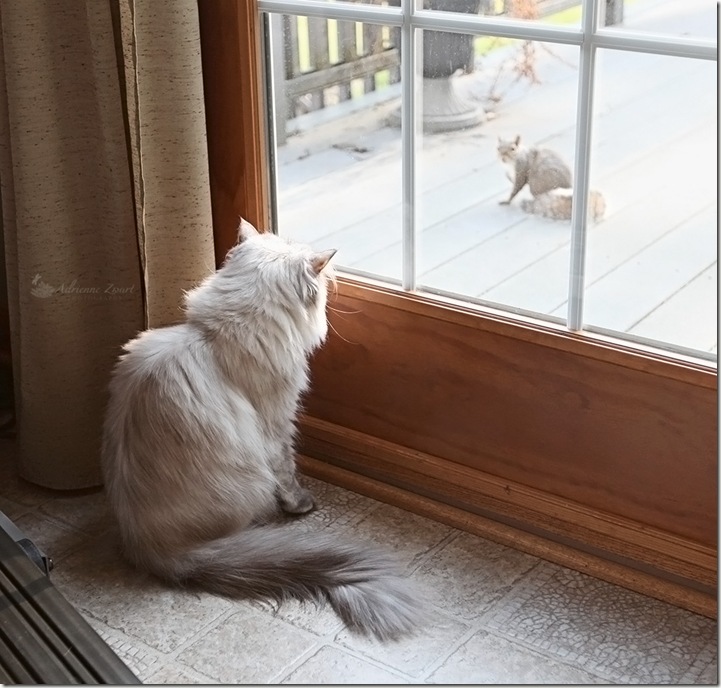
[0,0,215,489]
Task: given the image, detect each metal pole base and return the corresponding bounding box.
[389,76,485,133]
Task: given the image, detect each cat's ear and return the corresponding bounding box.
[514,135,521,146]
[310,249,337,275]
[237,217,260,243]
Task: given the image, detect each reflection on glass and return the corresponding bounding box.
[600,0,717,40]
[417,34,580,321]
[283,0,392,4]
[423,0,582,28]
[269,14,404,282]
[266,2,716,359]
[578,51,717,356]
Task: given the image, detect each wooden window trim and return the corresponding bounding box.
[198,0,717,618]
[198,0,271,267]
[330,277,716,384]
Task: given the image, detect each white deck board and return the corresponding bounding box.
[629,264,718,353]
[558,205,716,334]
[420,216,571,298]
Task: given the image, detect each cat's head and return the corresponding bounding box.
[228,218,336,304]
[497,135,522,162]
[186,219,336,352]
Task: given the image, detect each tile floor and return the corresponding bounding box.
[0,439,717,684]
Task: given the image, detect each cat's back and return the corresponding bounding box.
[110,323,207,389]
[106,322,262,440]
[120,323,193,364]
[103,321,264,500]
[105,323,224,435]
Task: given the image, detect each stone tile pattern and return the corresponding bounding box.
[0,442,716,684]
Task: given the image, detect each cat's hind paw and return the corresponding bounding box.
[279,487,316,515]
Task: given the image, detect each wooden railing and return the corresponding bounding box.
[268,7,401,143]
[270,0,621,143]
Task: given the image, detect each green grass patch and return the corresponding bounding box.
[375,69,391,90]
[475,35,514,57]
[473,3,584,57]
[544,4,583,25]
[297,16,311,72]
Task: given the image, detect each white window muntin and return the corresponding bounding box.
[258,0,717,355]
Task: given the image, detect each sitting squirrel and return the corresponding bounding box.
[497,135,605,222]
[497,135,572,204]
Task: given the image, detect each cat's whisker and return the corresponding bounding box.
[325,301,360,342]
[326,305,360,316]
[327,318,356,345]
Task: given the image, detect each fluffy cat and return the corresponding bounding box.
[101,220,423,641]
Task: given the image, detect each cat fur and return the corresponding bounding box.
[101,220,424,641]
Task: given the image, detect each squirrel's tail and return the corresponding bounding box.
[150,526,424,641]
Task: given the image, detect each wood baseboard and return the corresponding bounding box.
[298,415,716,619]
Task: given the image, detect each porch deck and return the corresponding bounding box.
[273,0,717,358]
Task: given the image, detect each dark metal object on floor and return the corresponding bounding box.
[0,510,141,684]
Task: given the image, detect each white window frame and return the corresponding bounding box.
[257,0,717,359]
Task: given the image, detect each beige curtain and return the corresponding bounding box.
[0,0,216,489]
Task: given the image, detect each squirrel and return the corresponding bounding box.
[521,189,606,222]
[497,135,573,205]
[498,135,605,222]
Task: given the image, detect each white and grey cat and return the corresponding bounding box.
[101,220,423,641]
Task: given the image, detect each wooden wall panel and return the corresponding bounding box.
[303,280,717,548]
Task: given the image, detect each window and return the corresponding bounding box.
[199,0,717,614]
[258,0,717,364]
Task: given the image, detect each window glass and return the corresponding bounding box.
[270,14,404,283]
[599,0,717,40]
[578,50,717,355]
[423,0,582,27]
[417,34,579,321]
[291,0,392,4]
[262,0,717,364]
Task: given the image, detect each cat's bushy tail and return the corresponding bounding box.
[155,526,425,641]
